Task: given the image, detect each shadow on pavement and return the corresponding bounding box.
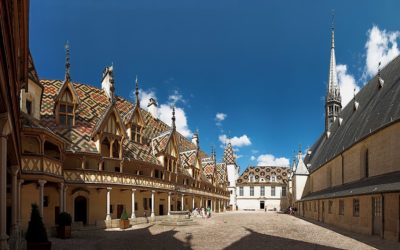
[224,227,340,250]
[294,216,400,250]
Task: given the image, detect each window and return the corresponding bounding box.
[230,190,233,194]
[58,89,75,127]
[339,200,344,215]
[271,175,276,182]
[260,186,265,196]
[353,199,360,217]
[132,124,143,143]
[137,170,144,175]
[250,186,254,196]
[328,200,333,214]
[281,187,286,197]
[249,174,255,183]
[271,186,276,196]
[373,197,382,217]
[26,100,32,115]
[239,187,244,196]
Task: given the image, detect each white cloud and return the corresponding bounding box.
[337,64,360,107]
[235,154,243,159]
[256,154,289,167]
[250,156,256,161]
[168,90,185,105]
[139,89,192,137]
[215,113,227,122]
[364,25,400,78]
[139,89,156,108]
[219,134,251,147]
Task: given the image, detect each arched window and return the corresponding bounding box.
[101,137,110,157]
[44,141,60,160]
[58,88,75,127]
[22,136,40,154]
[112,140,120,158]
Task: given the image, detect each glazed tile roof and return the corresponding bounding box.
[237,166,290,185]
[305,55,400,172]
[202,158,216,178]
[180,150,197,168]
[223,143,235,165]
[38,79,206,166]
[216,163,227,184]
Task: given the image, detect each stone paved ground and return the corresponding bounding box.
[50,211,400,250]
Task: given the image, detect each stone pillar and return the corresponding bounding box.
[200,197,203,208]
[9,165,19,249]
[59,182,64,213]
[38,180,47,217]
[131,189,136,219]
[0,134,8,250]
[18,180,24,227]
[106,187,112,220]
[218,199,221,213]
[181,194,184,211]
[150,191,155,218]
[167,192,171,215]
[192,196,195,210]
[63,185,68,212]
[210,199,213,211]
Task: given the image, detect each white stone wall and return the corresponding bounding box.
[293,174,308,201]
[236,185,288,211]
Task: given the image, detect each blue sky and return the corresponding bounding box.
[30,0,400,173]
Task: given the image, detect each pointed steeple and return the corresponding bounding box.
[171,106,176,130]
[65,41,71,82]
[223,141,235,165]
[325,10,342,131]
[211,146,216,162]
[135,75,140,106]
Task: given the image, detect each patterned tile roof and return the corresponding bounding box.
[38,79,206,166]
[223,143,235,165]
[180,150,197,168]
[151,130,173,155]
[237,166,290,185]
[202,158,216,178]
[216,163,227,184]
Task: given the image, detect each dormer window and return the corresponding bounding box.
[57,88,75,127]
[249,174,255,182]
[26,100,32,115]
[271,175,276,182]
[132,124,143,143]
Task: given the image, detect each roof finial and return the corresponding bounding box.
[172,106,176,130]
[331,9,335,49]
[135,75,140,106]
[298,144,302,153]
[65,41,71,81]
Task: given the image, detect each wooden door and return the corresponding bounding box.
[372,197,382,236]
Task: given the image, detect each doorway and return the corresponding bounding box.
[74,196,87,225]
[372,197,382,236]
[159,204,164,215]
[260,201,265,209]
[117,204,124,218]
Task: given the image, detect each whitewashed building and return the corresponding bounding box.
[236,166,290,211]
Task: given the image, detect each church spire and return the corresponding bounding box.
[135,75,140,106]
[325,10,342,131]
[65,41,71,82]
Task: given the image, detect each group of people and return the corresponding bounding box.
[192,207,212,219]
[287,206,297,215]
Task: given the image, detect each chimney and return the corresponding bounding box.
[147,98,158,119]
[192,132,199,147]
[101,66,115,101]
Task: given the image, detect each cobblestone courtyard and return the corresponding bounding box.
[51,212,400,250]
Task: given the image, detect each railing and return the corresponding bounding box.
[21,155,63,177]
[63,169,228,199]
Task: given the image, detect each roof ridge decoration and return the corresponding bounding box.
[377,62,385,88]
[294,150,309,175]
[53,42,81,110]
[125,76,145,127]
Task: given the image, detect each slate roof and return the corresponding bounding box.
[237,166,290,185]
[305,55,400,172]
[37,79,207,166]
[301,171,400,201]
